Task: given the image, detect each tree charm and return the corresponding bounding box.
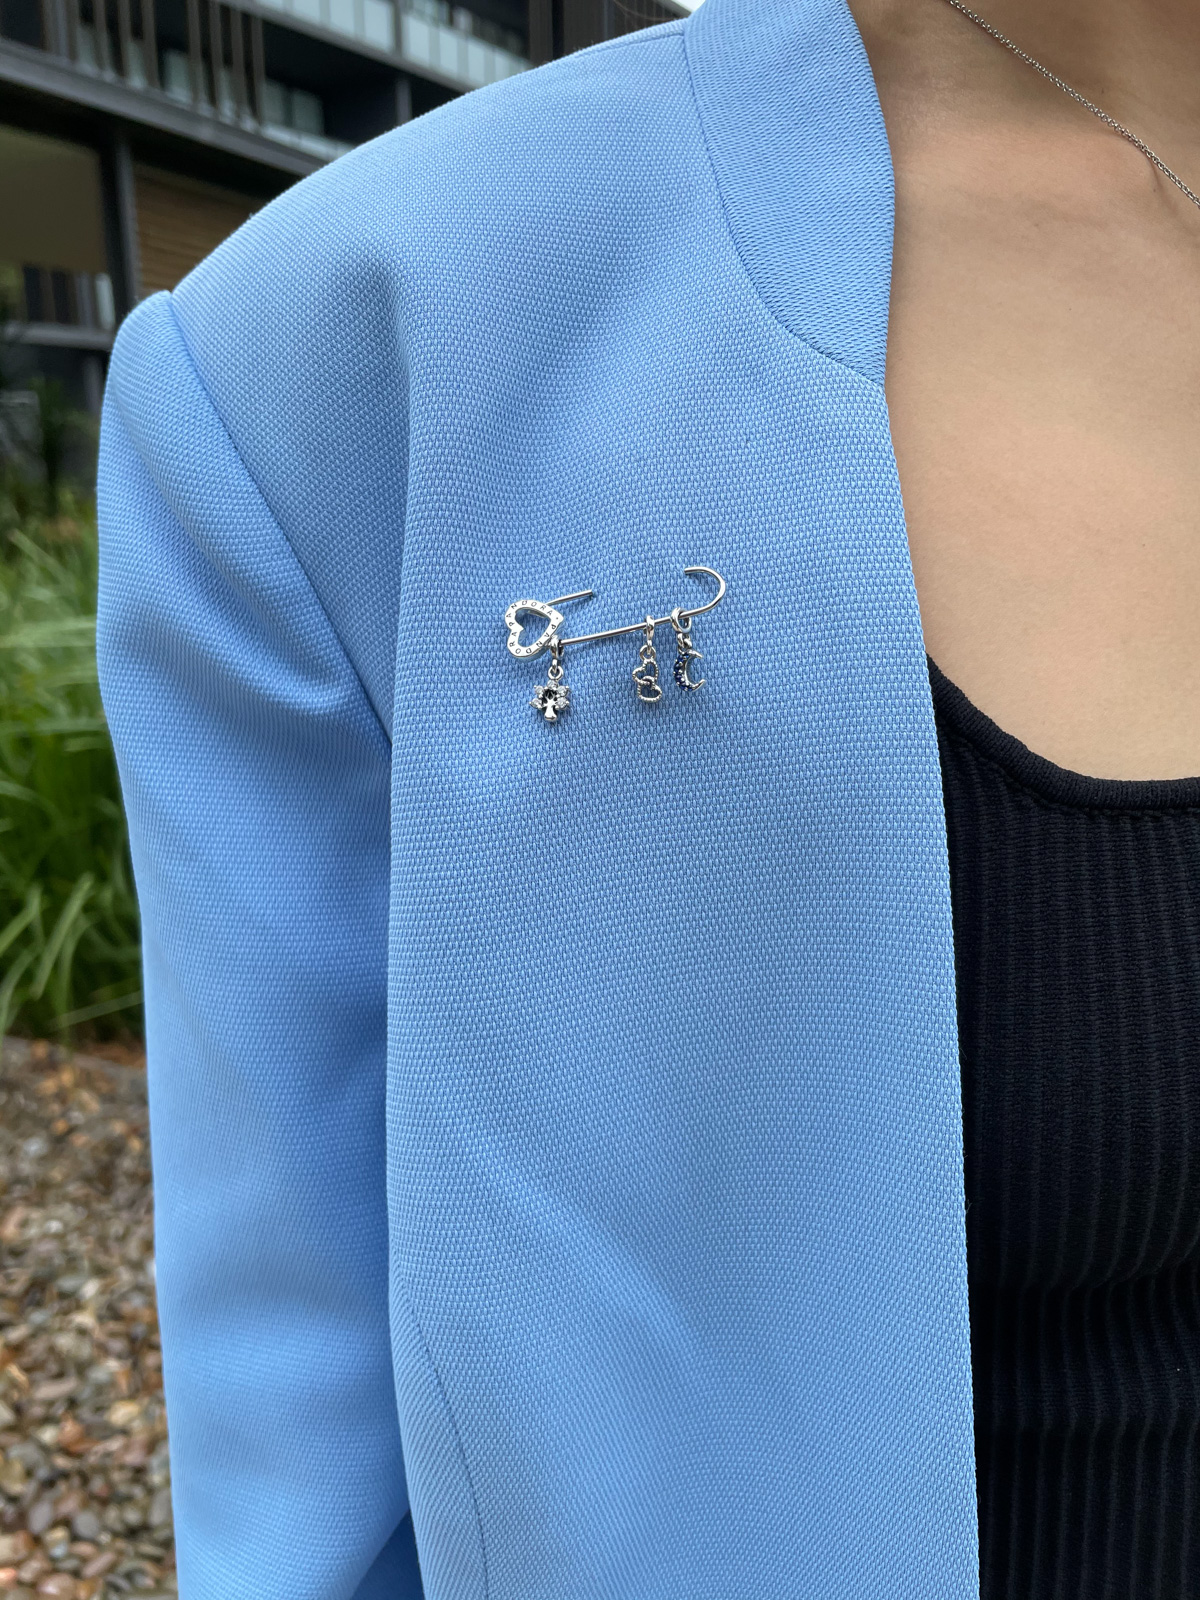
[530,679,570,721]
[530,645,570,720]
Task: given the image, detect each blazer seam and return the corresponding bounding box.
[154,293,394,753]
[401,1289,491,1599]
[567,18,683,59]
[679,19,886,395]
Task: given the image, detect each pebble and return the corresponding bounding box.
[0,1040,175,1598]
[35,1575,75,1597]
[25,1502,54,1538]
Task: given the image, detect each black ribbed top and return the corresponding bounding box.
[930,659,1200,1600]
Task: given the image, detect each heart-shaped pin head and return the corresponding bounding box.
[505,600,566,659]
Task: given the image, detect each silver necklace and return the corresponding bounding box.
[941,0,1200,214]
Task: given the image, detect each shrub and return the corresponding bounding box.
[0,494,142,1041]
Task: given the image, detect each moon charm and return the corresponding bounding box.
[673,645,705,691]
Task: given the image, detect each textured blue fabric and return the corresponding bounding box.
[97,1,979,1596]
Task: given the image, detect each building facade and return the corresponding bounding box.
[0,0,686,412]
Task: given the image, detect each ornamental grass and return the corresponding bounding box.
[0,492,141,1044]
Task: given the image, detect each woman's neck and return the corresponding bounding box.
[847,0,1200,780]
[979,0,1200,127]
[851,0,1200,161]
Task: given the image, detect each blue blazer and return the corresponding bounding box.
[97,0,978,1594]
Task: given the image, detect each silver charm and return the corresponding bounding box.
[503,567,727,719]
[670,606,705,691]
[504,599,568,659]
[530,640,571,721]
[632,617,663,703]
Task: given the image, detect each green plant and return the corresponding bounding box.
[30,378,91,515]
[0,265,36,528]
[0,504,142,1041]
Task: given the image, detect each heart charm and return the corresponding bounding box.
[504,600,565,659]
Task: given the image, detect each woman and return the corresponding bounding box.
[96,0,1200,1595]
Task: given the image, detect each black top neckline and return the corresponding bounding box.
[927,657,1200,814]
[933,663,1200,1600]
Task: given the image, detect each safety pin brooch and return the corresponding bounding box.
[503,565,727,721]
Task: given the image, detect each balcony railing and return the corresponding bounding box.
[13,0,354,163]
[16,264,117,331]
[8,0,528,161]
[256,0,397,55]
[398,0,525,89]
[246,0,527,89]
[0,263,116,358]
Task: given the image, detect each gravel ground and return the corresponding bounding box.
[0,1038,174,1600]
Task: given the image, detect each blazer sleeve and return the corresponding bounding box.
[96,293,417,1600]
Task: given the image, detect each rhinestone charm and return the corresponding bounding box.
[530,643,570,720]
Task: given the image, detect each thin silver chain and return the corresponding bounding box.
[941,0,1200,214]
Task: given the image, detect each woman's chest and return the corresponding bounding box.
[887,120,1200,779]
[934,674,1200,1285]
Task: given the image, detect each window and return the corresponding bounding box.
[257,0,396,54]
[0,125,114,330]
[261,78,324,136]
[161,47,192,101]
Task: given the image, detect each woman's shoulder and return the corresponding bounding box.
[101,21,705,724]
[117,19,706,514]
[176,20,694,324]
